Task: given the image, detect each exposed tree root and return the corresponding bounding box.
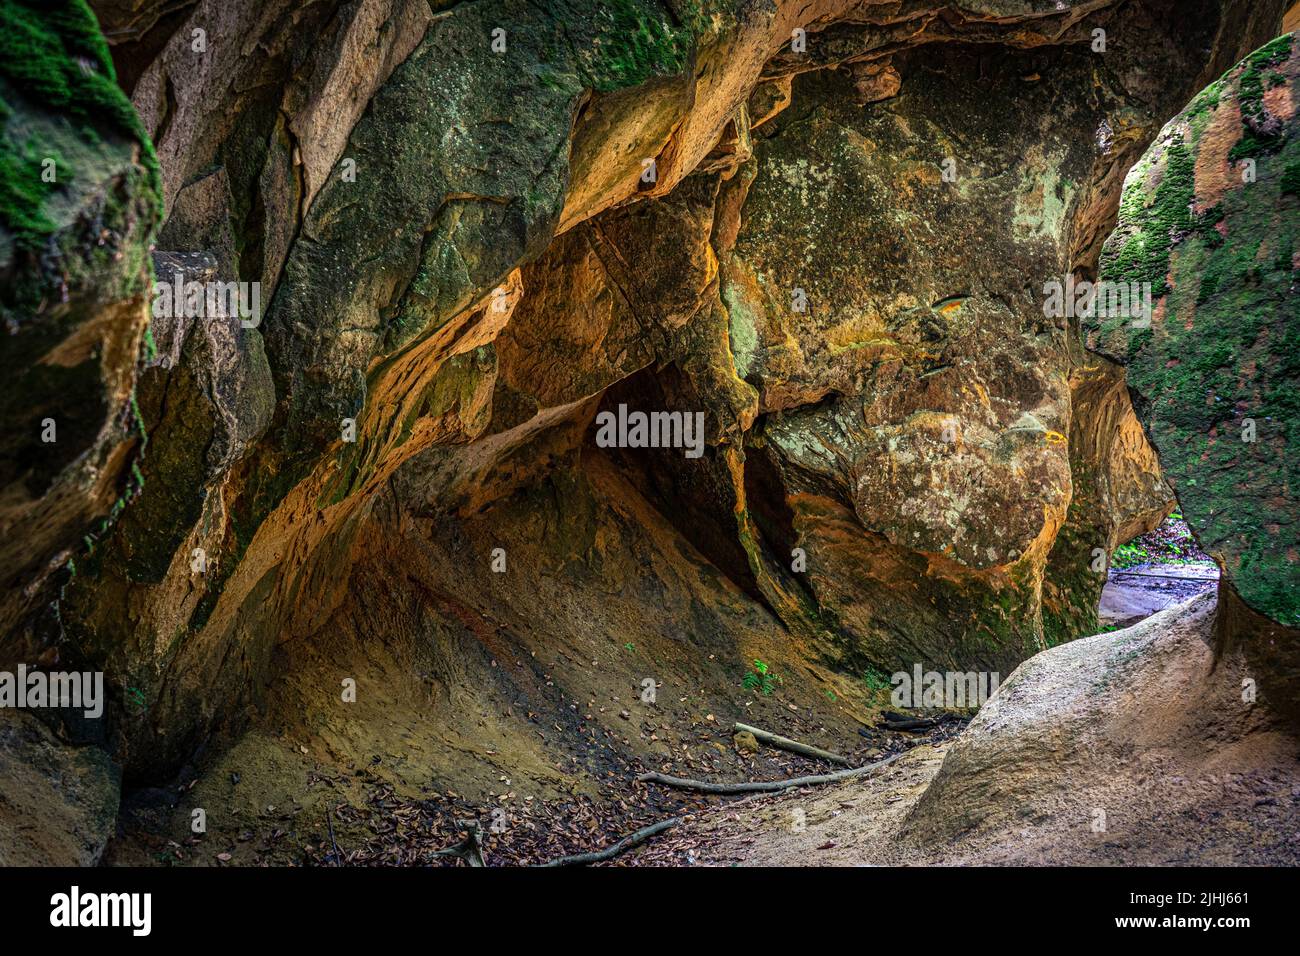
[536,817,681,867]
[637,751,904,794]
[431,819,486,867]
[734,722,850,765]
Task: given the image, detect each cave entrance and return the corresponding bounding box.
[1099,511,1219,630]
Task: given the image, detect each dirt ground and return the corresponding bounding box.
[99,474,1290,869]
[103,586,1300,867]
[630,594,1300,867]
[1098,561,1218,629]
[103,454,914,866]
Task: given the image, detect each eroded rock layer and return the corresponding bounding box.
[0,0,161,656]
[0,0,1290,819]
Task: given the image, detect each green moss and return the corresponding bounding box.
[0,0,163,342]
[1186,78,1224,119]
[129,389,147,446]
[1224,34,1294,162]
[1228,128,1282,162]
[1282,159,1300,197]
[0,136,65,247]
[1235,34,1293,127]
[0,0,162,244]
[1098,54,1300,626]
[574,0,702,92]
[1102,135,1201,299]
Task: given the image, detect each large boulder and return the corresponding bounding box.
[900,592,1299,864]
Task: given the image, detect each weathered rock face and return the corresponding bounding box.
[725,50,1125,673]
[0,0,1289,814]
[0,0,161,661]
[1040,359,1174,644]
[1090,31,1300,720]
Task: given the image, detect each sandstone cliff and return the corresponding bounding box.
[0,0,1294,865]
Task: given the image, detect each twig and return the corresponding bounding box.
[878,715,938,731]
[734,721,850,765]
[536,817,680,867]
[326,805,342,864]
[637,750,903,794]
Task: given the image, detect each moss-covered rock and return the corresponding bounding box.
[1091,33,1299,630]
[1091,32,1300,721]
[0,0,161,661]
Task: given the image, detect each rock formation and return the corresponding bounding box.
[1089,29,1300,721]
[633,593,1299,866]
[0,0,161,660]
[0,0,1294,863]
[903,591,1298,865]
[849,30,1300,865]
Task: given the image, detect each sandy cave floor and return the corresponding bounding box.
[101,585,1298,868]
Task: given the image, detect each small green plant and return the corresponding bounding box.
[742,659,781,695]
[1112,541,1149,568]
[623,642,635,652]
[862,666,892,692]
[1111,511,1209,570]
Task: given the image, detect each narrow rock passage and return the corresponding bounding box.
[1,1,1297,880]
[1099,563,1219,630]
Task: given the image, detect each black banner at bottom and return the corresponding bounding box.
[0,865,1280,941]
